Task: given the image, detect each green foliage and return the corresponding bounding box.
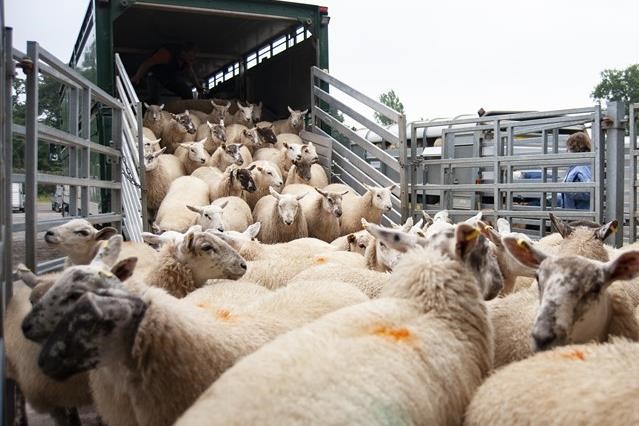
[375,90,405,126]
[591,64,639,106]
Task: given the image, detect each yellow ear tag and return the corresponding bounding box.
[464,228,480,241]
[516,238,528,248]
[98,270,114,278]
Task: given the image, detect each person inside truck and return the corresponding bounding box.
[131,42,204,103]
[557,131,592,209]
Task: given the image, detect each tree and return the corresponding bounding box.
[375,90,405,126]
[591,64,639,107]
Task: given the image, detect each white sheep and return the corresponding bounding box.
[188,196,253,233]
[190,165,223,199]
[209,165,257,202]
[189,100,231,125]
[158,113,193,154]
[154,175,210,232]
[224,124,263,154]
[174,139,211,175]
[174,223,493,425]
[5,272,91,426]
[252,144,294,179]
[142,103,170,139]
[207,142,251,170]
[194,120,226,154]
[289,263,388,298]
[225,102,254,127]
[272,106,307,135]
[464,339,639,425]
[23,235,368,426]
[142,127,162,154]
[243,160,284,209]
[252,187,308,244]
[282,184,347,242]
[324,183,396,235]
[284,160,329,188]
[144,148,186,213]
[362,220,403,272]
[330,230,372,255]
[144,229,248,297]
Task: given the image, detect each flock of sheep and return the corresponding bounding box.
[4,103,639,425]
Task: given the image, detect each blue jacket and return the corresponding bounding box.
[558,165,592,209]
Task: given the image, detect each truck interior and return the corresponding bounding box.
[113,2,322,120]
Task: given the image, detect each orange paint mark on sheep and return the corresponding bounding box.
[371,326,413,343]
[216,308,233,321]
[559,349,586,361]
[314,256,327,264]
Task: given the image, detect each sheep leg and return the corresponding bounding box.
[50,407,81,426]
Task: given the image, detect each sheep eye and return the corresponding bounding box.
[75,230,90,237]
[205,214,211,219]
[201,244,215,252]
[379,242,386,248]
[358,244,366,248]
[267,172,273,176]
[377,194,382,198]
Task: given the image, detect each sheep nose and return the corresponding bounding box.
[237,159,244,165]
[45,231,54,237]
[240,262,247,270]
[285,220,292,225]
[200,159,206,163]
[217,227,224,232]
[296,155,302,161]
[532,330,556,352]
[22,321,32,336]
[336,210,342,217]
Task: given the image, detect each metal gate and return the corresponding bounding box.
[309,66,406,225]
[629,103,639,241]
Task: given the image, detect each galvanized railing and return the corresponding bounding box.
[115,53,147,241]
[309,66,406,225]
[629,103,639,242]
[11,41,124,272]
[409,107,608,240]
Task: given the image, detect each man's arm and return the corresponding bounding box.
[131,48,171,84]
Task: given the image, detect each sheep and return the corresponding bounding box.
[187,196,253,233]
[225,102,254,127]
[274,134,319,162]
[244,160,284,209]
[209,165,257,202]
[190,165,223,198]
[5,272,91,426]
[284,159,329,188]
[142,127,162,154]
[145,229,248,297]
[282,184,346,242]
[223,124,264,155]
[175,110,200,140]
[251,101,263,122]
[194,120,226,154]
[362,221,403,272]
[272,106,307,135]
[174,222,493,426]
[207,143,251,170]
[43,219,159,279]
[502,236,639,352]
[154,175,210,232]
[252,143,296,179]
[173,139,211,175]
[159,114,190,154]
[189,100,231,125]
[464,339,639,426]
[484,218,630,369]
[23,235,368,426]
[255,122,277,146]
[330,230,372,255]
[144,148,186,214]
[324,183,396,235]
[142,103,170,138]
[252,187,308,244]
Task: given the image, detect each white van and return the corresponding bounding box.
[12,183,25,212]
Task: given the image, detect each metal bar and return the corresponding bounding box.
[593,105,603,224]
[68,87,79,216]
[605,101,625,247]
[313,86,399,144]
[25,41,39,270]
[630,104,638,242]
[409,123,417,218]
[114,54,139,103]
[422,152,594,167]
[397,114,408,221]
[331,140,397,188]
[136,101,148,232]
[12,213,123,233]
[421,209,597,220]
[313,107,399,172]
[80,87,91,217]
[2,26,15,314]
[312,67,401,121]
[11,173,120,189]
[11,124,120,157]
[411,182,595,191]
[112,108,123,232]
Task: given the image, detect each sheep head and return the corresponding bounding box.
[143,103,165,121]
[242,128,261,150]
[174,111,197,134]
[503,237,639,352]
[180,140,209,165]
[256,124,277,145]
[292,159,313,181]
[346,231,372,255]
[207,120,227,143]
[251,101,263,122]
[22,235,138,344]
[249,163,283,188]
[143,138,162,155]
[315,187,347,218]
[237,103,254,126]
[269,187,306,226]
[176,230,247,285]
[44,219,118,265]
[231,167,257,193]
[365,184,396,212]
[208,223,261,251]
[287,106,308,130]
[144,147,166,172]
[220,143,244,166]
[187,202,228,232]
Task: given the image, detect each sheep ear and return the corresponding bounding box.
[110,257,138,281]
[143,102,150,108]
[95,227,118,241]
[502,236,548,269]
[288,106,294,114]
[315,187,327,196]
[16,264,39,289]
[455,224,481,260]
[184,110,190,116]
[243,129,249,136]
[198,138,208,145]
[207,121,213,128]
[258,101,263,108]
[179,143,191,148]
[269,187,281,200]
[218,200,229,210]
[603,251,639,283]
[477,221,502,248]
[302,109,309,115]
[296,192,308,201]
[159,104,165,110]
[282,142,289,149]
[186,205,203,214]
[595,220,618,241]
[365,222,424,253]
[401,217,414,231]
[182,231,196,253]
[141,232,162,246]
[245,222,261,239]
[151,138,161,145]
[465,211,483,225]
[549,213,572,238]
[496,218,511,234]
[248,164,257,171]
[387,183,397,191]
[91,235,123,268]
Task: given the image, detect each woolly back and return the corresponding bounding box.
[145,243,196,298]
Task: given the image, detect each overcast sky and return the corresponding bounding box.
[6,0,638,122]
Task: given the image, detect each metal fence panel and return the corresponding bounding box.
[629,103,639,242]
[309,66,405,226]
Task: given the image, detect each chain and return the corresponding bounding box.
[121,154,142,189]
